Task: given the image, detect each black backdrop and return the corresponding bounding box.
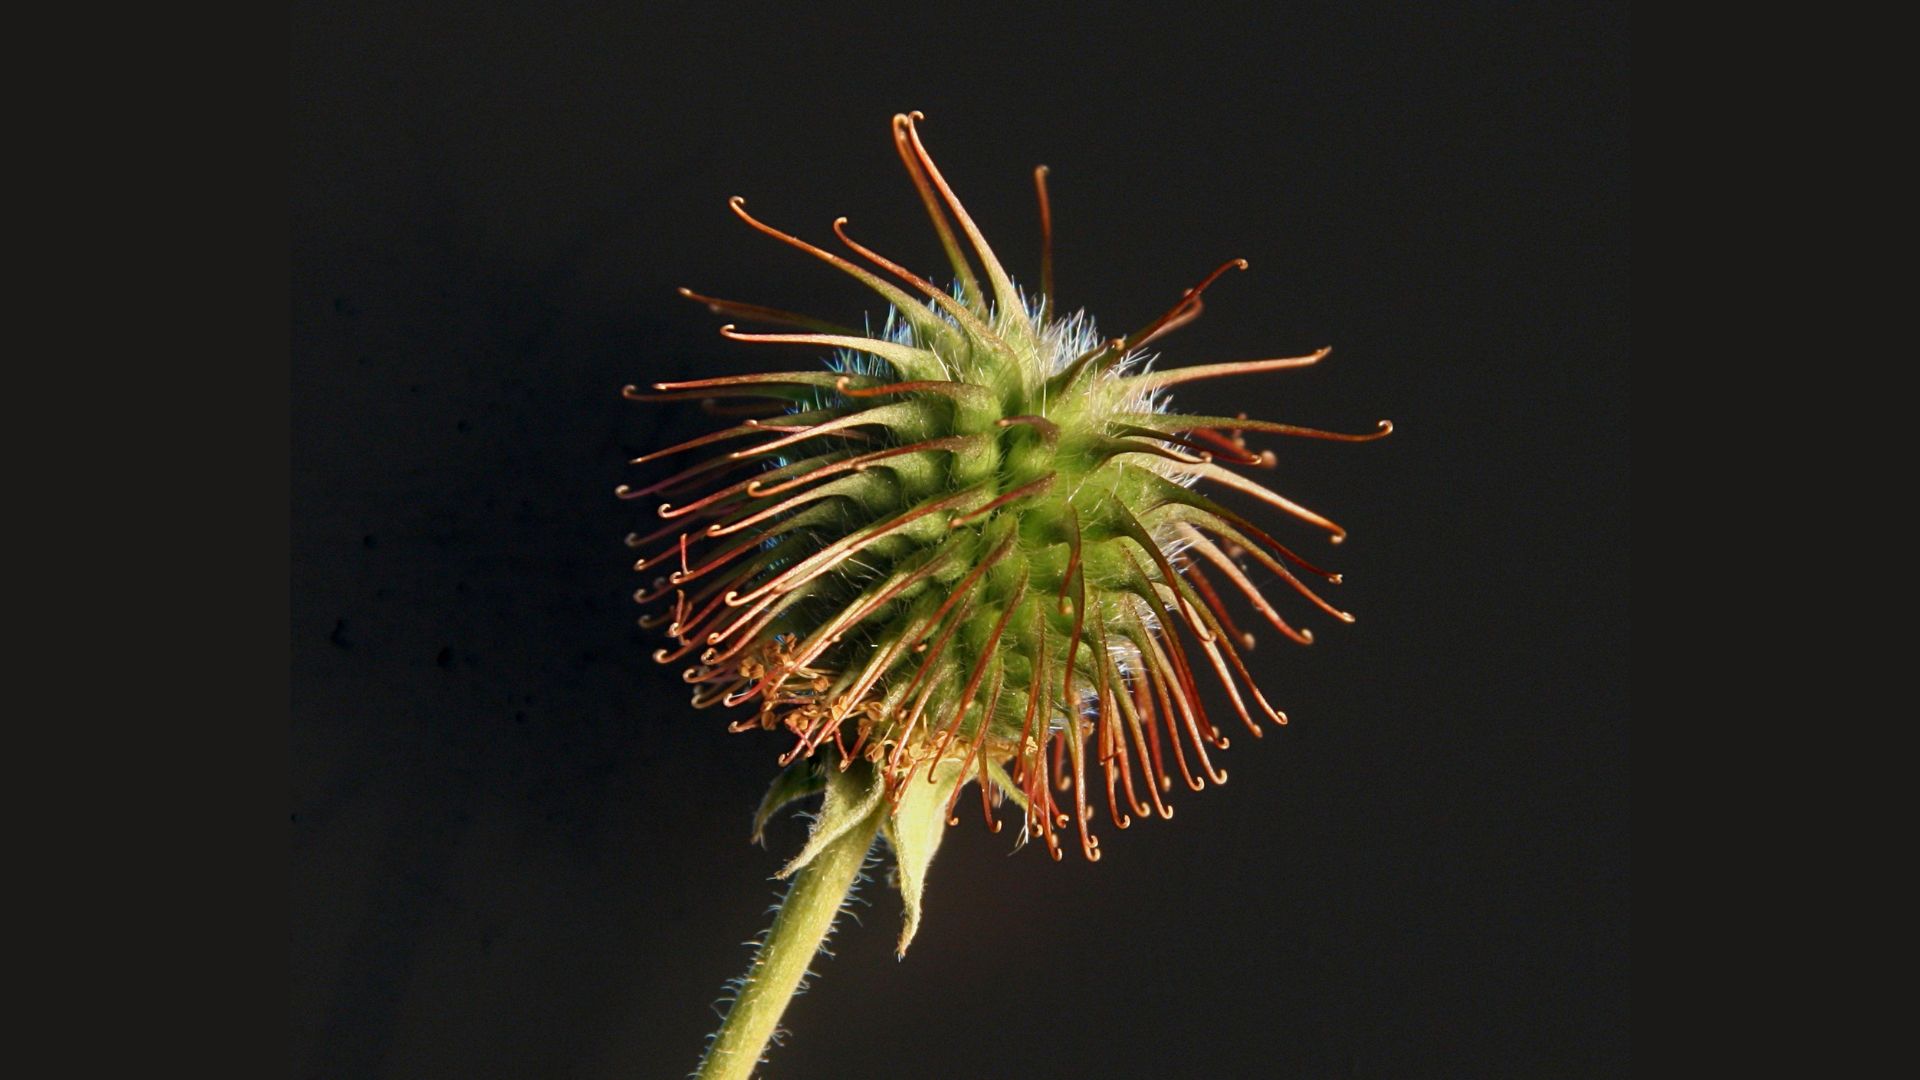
[291,4,1629,1077]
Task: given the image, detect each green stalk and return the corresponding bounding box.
[693,798,884,1080]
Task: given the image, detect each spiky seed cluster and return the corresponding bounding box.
[623,113,1389,862]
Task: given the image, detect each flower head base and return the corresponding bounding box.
[624,113,1389,871]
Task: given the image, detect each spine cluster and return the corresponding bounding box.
[625,113,1388,861]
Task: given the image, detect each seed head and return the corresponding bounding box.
[623,113,1389,870]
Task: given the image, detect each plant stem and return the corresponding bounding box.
[692,800,884,1080]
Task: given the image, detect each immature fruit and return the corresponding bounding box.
[623,113,1388,875]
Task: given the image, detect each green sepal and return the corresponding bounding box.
[776,759,886,880]
[750,758,828,847]
[881,756,966,957]
[984,757,1028,813]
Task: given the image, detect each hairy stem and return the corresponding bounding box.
[693,794,885,1080]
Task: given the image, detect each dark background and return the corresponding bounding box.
[291,4,1628,1078]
